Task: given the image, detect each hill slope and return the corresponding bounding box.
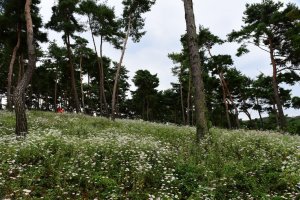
[0,111,299,199]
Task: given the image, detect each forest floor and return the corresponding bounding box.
[0,111,299,199]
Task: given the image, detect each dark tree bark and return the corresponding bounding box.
[99,36,109,115]
[220,73,240,128]
[88,16,108,115]
[180,82,186,124]
[241,96,252,122]
[269,38,286,129]
[255,97,264,129]
[13,0,35,138]
[65,34,80,113]
[54,71,58,112]
[17,54,24,84]
[79,55,85,111]
[207,49,232,129]
[7,22,21,110]
[183,0,208,141]
[111,17,131,121]
[186,69,192,125]
[220,76,231,129]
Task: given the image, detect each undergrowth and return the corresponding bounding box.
[0,111,299,199]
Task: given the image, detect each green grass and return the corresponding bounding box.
[0,111,299,199]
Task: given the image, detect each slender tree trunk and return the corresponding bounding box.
[45,93,49,110]
[241,97,252,123]
[191,105,194,126]
[258,110,263,129]
[7,22,21,110]
[17,55,23,84]
[87,73,90,97]
[207,49,232,129]
[88,16,107,115]
[65,34,80,113]
[13,0,35,138]
[99,36,109,115]
[79,55,85,111]
[183,0,208,142]
[220,72,240,128]
[220,77,231,129]
[186,69,191,125]
[54,74,58,112]
[180,82,186,125]
[111,17,131,121]
[269,39,286,130]
[255,97,264,129]
[244,110,252,121]
[142,98,145,120]
[100,36,109,115]
[146,99,149,121]
[273,103,280,128]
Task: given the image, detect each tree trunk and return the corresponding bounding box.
[14,0,35,138]
[99,36,109,115]
[256,97,264,129]
[54,73,58,112]
[186,69,191,125]
[111,17,131,121]
[220,72,240,128]
[88,16,107,115]
[258,110,263,129]
[220,76,231,129]
[7,22,21,110]
[66,34,80,113]
[241,98,252,123]
[183,0,208,142]
[207,49,232,129]
[146,99,149,121]
[87,72,90,99]
[17,56,22,84]
[273,103,280,128]
[142,98,145,120]
[17,54,24,84]
[79,55,85,111]
[180,82,186,125]
[269,38,286,130]
[244,110,252,122]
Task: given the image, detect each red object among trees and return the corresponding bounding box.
[57,107,64,113]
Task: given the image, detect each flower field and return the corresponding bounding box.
[0,111,299,199]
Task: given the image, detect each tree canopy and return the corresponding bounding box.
[0,0,299,137]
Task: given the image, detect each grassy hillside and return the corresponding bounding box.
[0,111,299,199]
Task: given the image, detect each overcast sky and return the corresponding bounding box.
[39,0,300,118]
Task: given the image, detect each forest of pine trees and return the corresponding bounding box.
[0,0,299,136]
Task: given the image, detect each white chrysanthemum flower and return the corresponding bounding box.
[23,189,31,194]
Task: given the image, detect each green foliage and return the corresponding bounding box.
[46,0,83,37]
[79,0,123,49]
[0,111,299,199]
[0,0,47,45]
[122,0,156,42]
[292,96,300,109]
[228,0,300,72]
[198,25,223,49]
[236,44,249,57]
[287,117,300,135]
[131,70,159,120]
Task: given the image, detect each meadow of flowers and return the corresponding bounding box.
[0,111,299,199]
